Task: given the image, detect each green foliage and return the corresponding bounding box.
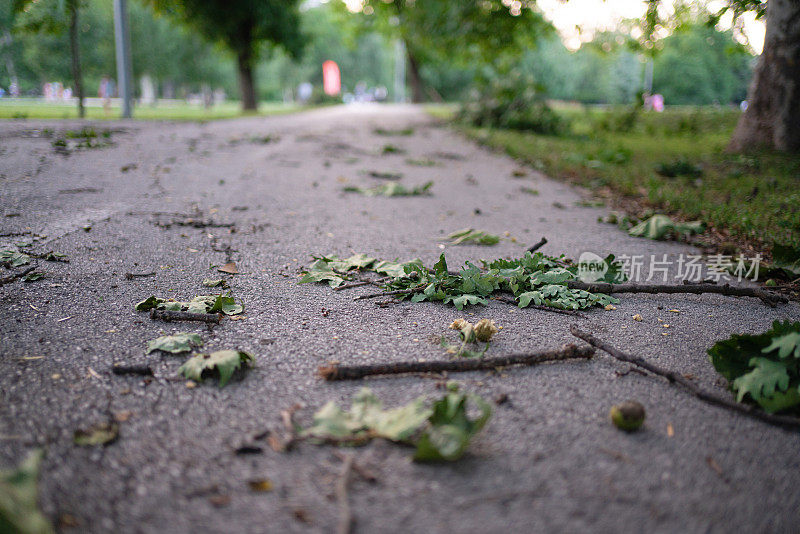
[300,385,490,462]
[343,181,433,197]
[299,254,422,288]
[771,245,800,277]
[73,422,118,446]
[0,449,53,534]
[178,349,254,387]
[134,294,243,315]
[655,158,704,178]
[414,384,491,462]
[708,321,800,413]
[146,333,202,354]
[0,249,30,267]
[443,228,501,246]
[301,251,620,311]
[458,70,568,135]
[628,214,705,240]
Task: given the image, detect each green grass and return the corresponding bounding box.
[456,106,800,251]
[0,100,306,121]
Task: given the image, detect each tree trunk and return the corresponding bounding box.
[237,49,257,111]
[406,50,426,104]
[728,0,800,152]
[68,0,84,119]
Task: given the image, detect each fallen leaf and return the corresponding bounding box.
[632,314,643,321]
[218,262,239,274]
[667,423,674,437]
[146,333,202,354]
[247,479,273,492]
[74,422,118,446]
[178,350,255,387]
[0,449,53,534]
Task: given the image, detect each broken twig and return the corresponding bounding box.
[125,271,156,280]
[353,285,424,301]
[150,309,221,323]
[492,295,586,318]
[336,454,354,534]
[527,236,548,253]
[569,325,800,429]
[319,344,594,380]
[0,265,36,286]
[567,281,786,307]
[111,364,153,376]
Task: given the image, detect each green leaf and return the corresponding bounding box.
[202,278,228,288]
[23,272,44,282]
[762,332,800,359]
[208,294,244,315]
[414,386,491,462]
[0,449,53,534]
[343,181,432,197]
[301,388,433,443]
[449,294,486,310]
[433,253,448,275]
[628,214,704,240]
[329,253,375,272]
[0,250,30,267]
[444,228,501,246]
[178,350,254,387]
[146,333,202,354]
[134,296,164,311]
[733,357,791,405]
[73,422,118,447]
[517,291,543,308]
[298,258,346,288]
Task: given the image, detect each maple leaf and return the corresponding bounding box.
[178,350,254,387]
[733,357,791,404]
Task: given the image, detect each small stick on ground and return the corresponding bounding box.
[353,285,424,301]
[569,325,800,429]
[111,364,153,376]
[492,295,587,318]
[336,454,354,534]
[567,281,786,307]
[125,271,156,280]
[319,344,594,380]
[527,236,548,253]
[150,309,221,323]
[334,276,390,291]
[0,265,36,286]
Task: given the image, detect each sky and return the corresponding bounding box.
[537,0,766,53]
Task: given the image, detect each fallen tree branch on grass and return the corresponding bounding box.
[566,281,787,307]
[319,344,595,380]
[569,325,800,429]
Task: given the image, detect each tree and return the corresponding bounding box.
[728,0,800,152]
[13,0,86,117]
[350,0,551,103]
[146,0,304,110]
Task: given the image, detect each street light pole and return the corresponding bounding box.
[113,0,133,118]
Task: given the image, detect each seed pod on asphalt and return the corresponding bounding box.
[610,400,646,431]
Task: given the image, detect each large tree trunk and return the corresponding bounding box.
[407,50,426,104]
[68,0,84,119]
[728,0,800,152]
[237,49,257,111]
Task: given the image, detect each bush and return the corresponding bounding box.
[457,72,569,136]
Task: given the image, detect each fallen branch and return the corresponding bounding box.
[336,454,354,534]
[111,364,153,376]
[0,265,36,286]
[567,281,786,307]
[492,295,587,318]
[125,271,156,280]
[527,236,548,253]
[150,309,221,323]
[353,285,424,301]
[334,276,390,291]
[569,325,800,429]
[319,344,594,380]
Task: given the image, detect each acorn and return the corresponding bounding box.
[609,400,646,431]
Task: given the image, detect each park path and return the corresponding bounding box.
[1,104,799,533]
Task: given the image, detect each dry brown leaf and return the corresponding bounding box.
[247,479,274,492]
[218,262,239,274]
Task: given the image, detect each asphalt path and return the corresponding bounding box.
[1,104,799,533]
